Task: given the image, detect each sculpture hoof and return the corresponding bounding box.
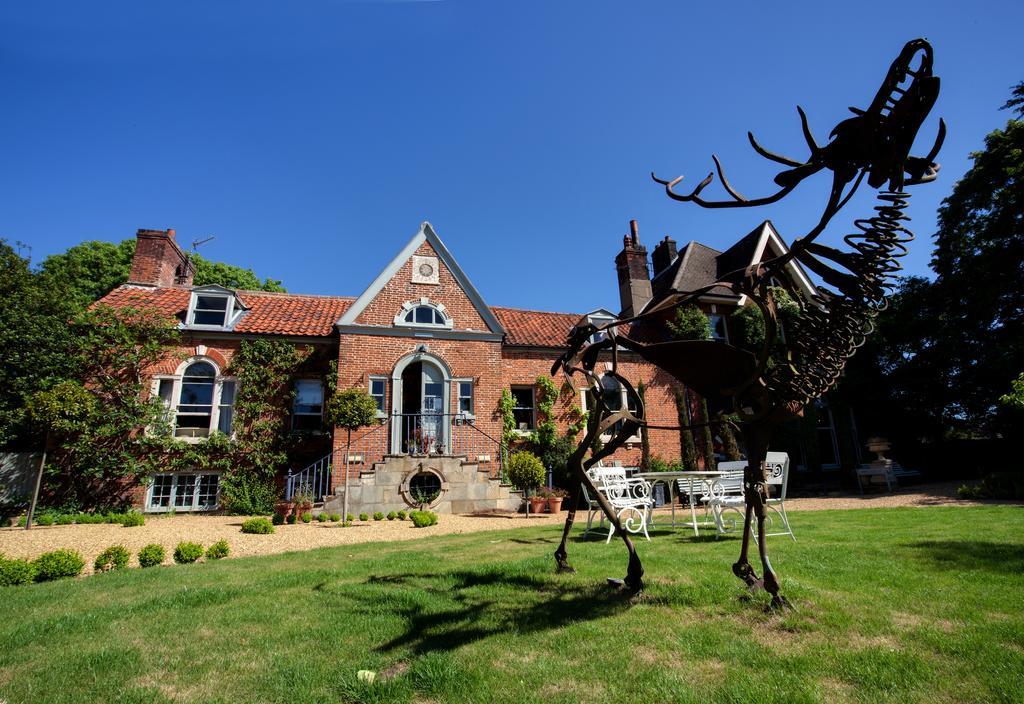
[557,564,576,574]
[766,595,793,612]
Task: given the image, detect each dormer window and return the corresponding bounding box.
[394,298,454,329]
[186,286,247,330]
[192,295,230,326]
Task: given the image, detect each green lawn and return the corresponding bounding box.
[1,506,1022,704]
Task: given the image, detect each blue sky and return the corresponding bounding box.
[2,1,1020,314]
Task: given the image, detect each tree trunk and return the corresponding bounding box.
[25,434,48,530]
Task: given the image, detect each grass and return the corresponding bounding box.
[1,506,1022,703]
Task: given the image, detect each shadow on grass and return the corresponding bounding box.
[342,568,638,657]
[906,540,1024,574]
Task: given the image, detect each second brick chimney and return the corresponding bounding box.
[128,228,195,288]
[614,220,653,318]
[651,235,679,279]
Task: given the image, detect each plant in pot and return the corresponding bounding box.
[291,484,315,517]
[546,487,567,513]
[274,489,293,522]
[507,451,546,516]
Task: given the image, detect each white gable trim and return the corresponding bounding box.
[751,221,818,300]
[337,222,505,335]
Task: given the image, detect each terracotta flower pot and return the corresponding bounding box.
[547,497,563,513]
[274,501,293,520]
[294,501,312,519]
[528,497,547,514]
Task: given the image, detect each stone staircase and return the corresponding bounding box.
[322,454,522,515]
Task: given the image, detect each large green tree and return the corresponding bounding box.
[929,82,1024,435]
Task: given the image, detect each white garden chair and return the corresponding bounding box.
[705,454,795,541]
[582,465,653,542]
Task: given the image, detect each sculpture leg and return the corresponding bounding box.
[738,425,788,609]
[577,462,644,593]
[554,479,581,573]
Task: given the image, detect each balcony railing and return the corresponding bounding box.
[287,413,508,500]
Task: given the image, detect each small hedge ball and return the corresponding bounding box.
[346,514,355,522]
[94,545,130,572]
[359,513,369,522]
[300,512,312,523]
[397,511,407,520]
[409,511,438,528]
[373,512,385,521]
[316,513,328,523]
[174,542,204,564]
[120,512,145,527]
[137,544,165,568]
[33,549,85,581]
[241,517,275,534]
[0,557,37,586]
[329,513,341,522]
[387,511,397,521]
[35,514,54,527]
[56,514,74,525]
[286,514,297,525]
[206,540,230,560]
[271,513,285,525]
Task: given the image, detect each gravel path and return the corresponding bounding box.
[2,482,1015,573]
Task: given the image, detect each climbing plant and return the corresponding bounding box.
[498,388,516,447]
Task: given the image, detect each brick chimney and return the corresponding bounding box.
[614,220,652,318]
[651,235,678,279]
[128,228,194,288]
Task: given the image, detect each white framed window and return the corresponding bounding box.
[456,379,474,416]
[510,386,535,431]
[394,298,454,329]
[292,380,324,432]
[708,314,728,342]
[150,358,237,441]
[587,313,615,345]
[146,472,220,512]
[185,287,246,330]
[369,376,387,417]
[582,375,641,442]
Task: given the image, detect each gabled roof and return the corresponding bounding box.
[97,286,354,337]
[337,222,505,335]
[648,220,817,305]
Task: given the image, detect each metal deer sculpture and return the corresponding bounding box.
[551,39,943,608]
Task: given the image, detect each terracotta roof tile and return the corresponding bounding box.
[96,286,353,337]
[491,306,582,347]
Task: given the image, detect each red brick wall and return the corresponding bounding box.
[128,229,193,288]
[500,347,682,467]
[355,241,491,331]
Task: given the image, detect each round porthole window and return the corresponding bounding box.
[401,468,446,508]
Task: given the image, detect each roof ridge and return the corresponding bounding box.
[490,304,583,317]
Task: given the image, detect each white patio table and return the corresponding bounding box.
[634,470,738,536]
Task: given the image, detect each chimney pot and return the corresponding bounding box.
[629,219,639,245]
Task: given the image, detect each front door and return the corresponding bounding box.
[420,363,445,453]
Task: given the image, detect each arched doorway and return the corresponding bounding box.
[390,352,450,454]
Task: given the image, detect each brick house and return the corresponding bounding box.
[97,218,848,514]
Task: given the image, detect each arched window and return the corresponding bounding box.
[404,306,446,325]
[394,299,453,329]
[153,359,236,440]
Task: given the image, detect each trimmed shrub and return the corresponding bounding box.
[56,514,74,525]
[120,512,145,527]
[173,542,204,564]
[0,557,36,586]
[316,513,328,522]
[240,517,275,534]
[286,514,297,524]
[373,512,385,521]
[206,540,230,560]
[35,514,54,527]
[507,451,545,492]
[397,511,407,520]
[346,514,355,522]
[219,472,277,515]
[329,513,341,522]
[138,544,165,568]
[300,512,312,523]
[359,513,369,522]
[94,545,130,572]
[33,549,85,581]
[409,511,438,528]
[271,513,285,525]
[387,511,397,521]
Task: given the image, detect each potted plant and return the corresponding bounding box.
[274,494,293,522]
[507,451,546,516]
[291,484,315,517]
[546,487,567,513]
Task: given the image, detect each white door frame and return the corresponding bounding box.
[389,351,452,454]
